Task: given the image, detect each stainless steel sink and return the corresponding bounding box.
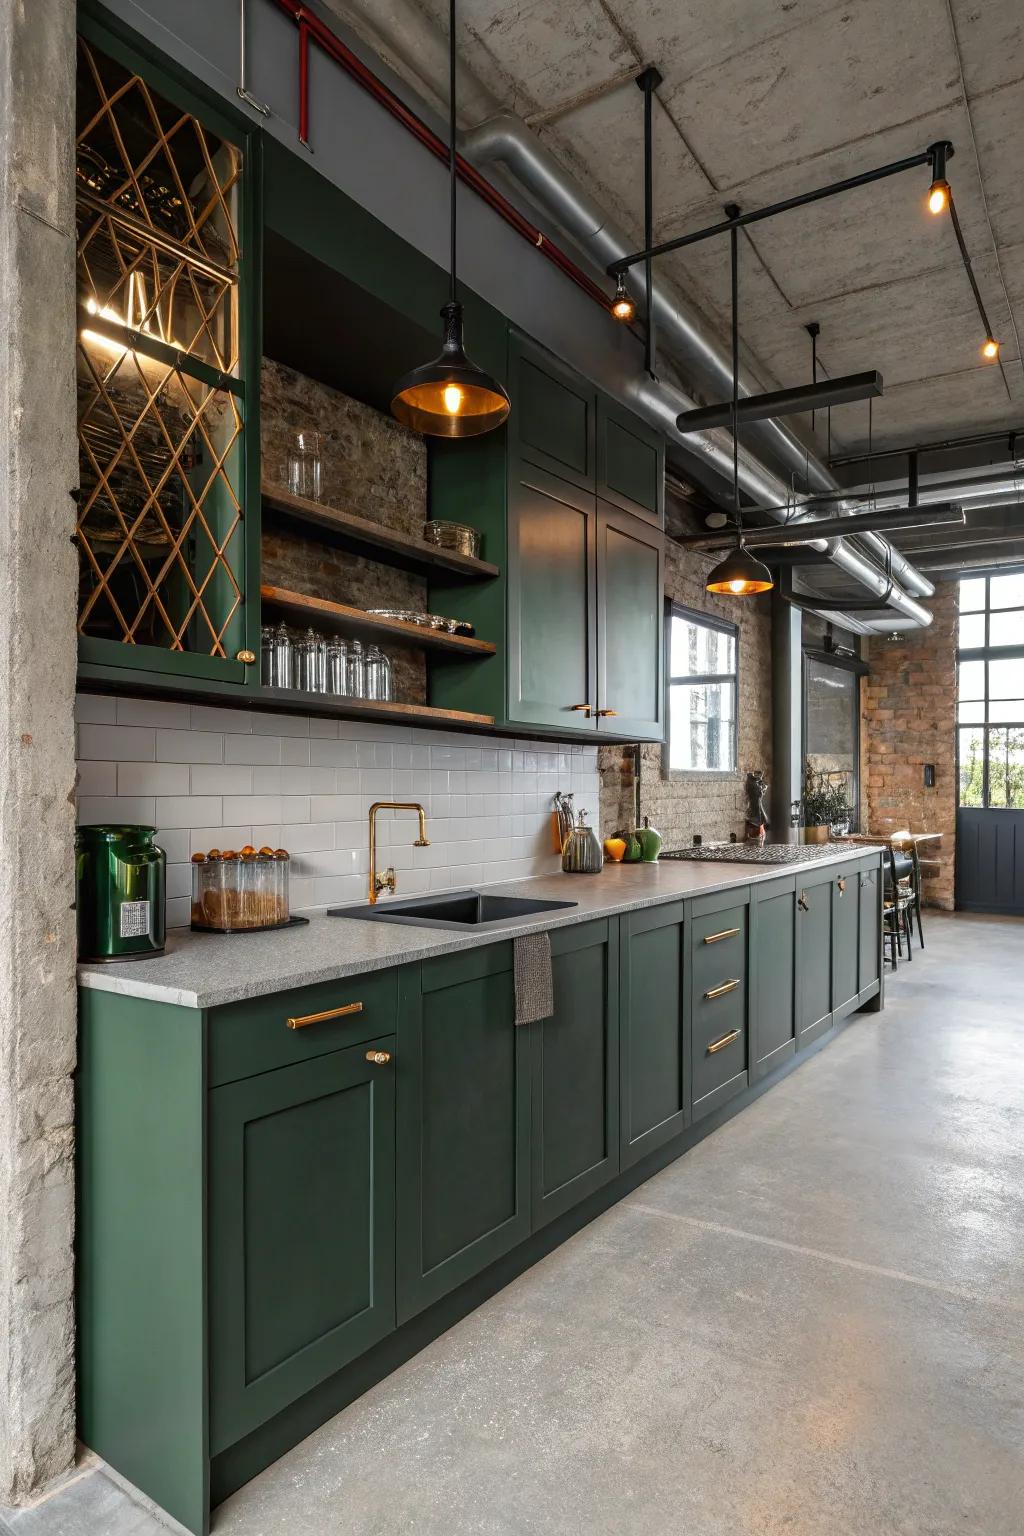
[327,890,577,930]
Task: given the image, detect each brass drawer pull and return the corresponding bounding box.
[596,708,619,717]
[703,926,740,945]
[707,1028,741,1055]
[798,892,809,912]
[286,1001,364,1030]
[570,703,593,716]
[365,1049,392,1066]
[837,876,847,895]
[704,978,740,1000]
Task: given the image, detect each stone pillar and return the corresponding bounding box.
[0,0,79,1504]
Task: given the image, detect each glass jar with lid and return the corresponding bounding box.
[287,428,323,502]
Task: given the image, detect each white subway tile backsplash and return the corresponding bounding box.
[76,694,587,927]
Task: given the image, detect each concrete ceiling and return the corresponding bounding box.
[330,0,1024,460]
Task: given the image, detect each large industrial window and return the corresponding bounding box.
[664,605,738,773]
[957,570,1024,808]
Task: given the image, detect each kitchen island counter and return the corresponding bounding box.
[78,844,880,1009]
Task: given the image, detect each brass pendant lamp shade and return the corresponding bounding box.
[391,301,509,436]
[705,542,774,596]
[390,0,510,439]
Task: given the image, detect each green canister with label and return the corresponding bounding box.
[75,825,166,962]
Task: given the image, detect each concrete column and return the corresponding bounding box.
[771,596,803,843]
[0,0,79,1504]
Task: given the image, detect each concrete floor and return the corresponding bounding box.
[4,911,1023,1536]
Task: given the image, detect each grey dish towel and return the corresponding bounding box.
[513,931,553,1025]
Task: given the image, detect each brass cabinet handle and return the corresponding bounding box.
[570,703,593,716]
[798,892,809,912]
[236,648,257,664]
[837,876,847,895]
[596,708,619,717]
[365,1049,392,1066]
[707,1028,741,1055]
[703,926,740,945]
[286,1000,364,1030]
[704,978,740,1000]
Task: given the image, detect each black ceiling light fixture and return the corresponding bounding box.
[391,0,510,437]
[705,211,774,598]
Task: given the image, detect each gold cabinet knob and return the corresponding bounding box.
[570,703,593,716]
[596,709,619,717]
[236,648,256,664]
[837,876,847,894]
[365,1049,392,1066]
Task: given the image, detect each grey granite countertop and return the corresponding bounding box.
[77,845,880,1010]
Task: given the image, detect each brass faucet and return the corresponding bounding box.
[367,802,430,903]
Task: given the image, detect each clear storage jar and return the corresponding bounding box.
[191,846,290,930]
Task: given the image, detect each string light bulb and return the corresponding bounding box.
[926,140,952,215]
[611,274,637,323]
[982,337,1000,361]
[927,178,949,215]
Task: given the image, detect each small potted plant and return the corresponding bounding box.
[802,769,850,844]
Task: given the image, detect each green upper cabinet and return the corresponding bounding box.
[74,16,261,688]
[595,502,664,739]
[511,339,596,489]
[596,398,664,525]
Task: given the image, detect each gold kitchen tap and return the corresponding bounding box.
[367,802,430,903]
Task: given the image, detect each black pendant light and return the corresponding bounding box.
[391,0,510,437]
[705,216,774,597]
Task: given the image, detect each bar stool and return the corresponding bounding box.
[892,832,925,949]
[883,845,915,968]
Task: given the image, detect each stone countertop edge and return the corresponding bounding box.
[76,846,883,1010]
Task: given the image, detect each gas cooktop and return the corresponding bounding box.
[661,842,857,865]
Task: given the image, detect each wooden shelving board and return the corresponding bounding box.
[248,686,495,729]
[261,483,499,581]
[261,585,496,656]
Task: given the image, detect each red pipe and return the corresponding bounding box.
[270,0,612,312]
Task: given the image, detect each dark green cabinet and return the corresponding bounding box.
[208,1039,396,1452]
[531,920,619,1227]
[749,878,797,1079]
[596,397,664,524]
[595,503,664,740]
[795,870,833,1047]
[831,869,860,1016]
[507,465,597,733]
[620,901,687,1166]
[859,862,882,993]
[396,945,531,1322]
[511,339,595,489]
[690,898,749,1121]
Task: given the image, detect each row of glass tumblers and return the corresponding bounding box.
[261,622,393,700]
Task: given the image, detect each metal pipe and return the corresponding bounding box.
[676,503,966,550]
[609,144,948,276]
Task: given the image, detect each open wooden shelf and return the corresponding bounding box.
[261,585,497,657]
[248,686,494,729]
[261,483,499,581]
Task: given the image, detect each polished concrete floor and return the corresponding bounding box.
[4,912,1023,1536]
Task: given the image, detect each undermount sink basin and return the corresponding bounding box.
[328,890,578,929]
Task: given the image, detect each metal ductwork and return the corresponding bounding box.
[462,113,935,627]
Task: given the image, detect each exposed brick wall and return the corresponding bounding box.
[862,582,957,908]
[599,539,773,848]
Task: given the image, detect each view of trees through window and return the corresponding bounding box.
[957,572,1024,809]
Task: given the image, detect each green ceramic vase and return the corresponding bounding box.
[637,816,663,862]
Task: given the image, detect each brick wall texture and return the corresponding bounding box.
[599,539,773,848]
[862,582,957,909]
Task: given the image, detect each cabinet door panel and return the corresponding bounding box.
[512,338,595,489]
[620,903,686,1167]
[796,875,833,1045]
[209,1041,395,1453]
[751,885,796,1077]
[397,952,530,1322]
[597,399,663,524]
[832,871,860,1013]
[859,863,882,992]
[532,922,619,1229]
[508,466,596,733]
[596,504,664,742]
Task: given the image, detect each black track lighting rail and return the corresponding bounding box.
[608,143,953,278]
[830,427,1021,468]
[676,371,883,432]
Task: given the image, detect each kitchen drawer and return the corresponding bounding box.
[691,972,747,1118]
[208,967,399,1087]
[690,904,746,994]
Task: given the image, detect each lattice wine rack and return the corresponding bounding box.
[75,34,248,666]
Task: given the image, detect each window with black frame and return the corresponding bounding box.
[957,570,1024,808]
[664,605,738,773]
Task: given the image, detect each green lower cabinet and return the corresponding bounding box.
[619,901,687,1166]
[208,1039,396,1454]
[859,861,883,992]
[831,868,861,1017]
[531,920,619,1228]
[690,897,749,1121]
[795,870,834,1046]
[396,945,531,1323]
[749,878,797,1079]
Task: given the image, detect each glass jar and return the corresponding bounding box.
[364,644,382,700]
[378,648,393,701]
[305,627,327,694]
[346,638,366,699]
[260,624,275,686]
[287,428,323,502]
[326,636,348,694]
[271,623,292,692]
[191,845,290,930]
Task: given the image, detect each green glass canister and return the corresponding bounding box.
[75,825,166,962]
[561,811,604,874]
